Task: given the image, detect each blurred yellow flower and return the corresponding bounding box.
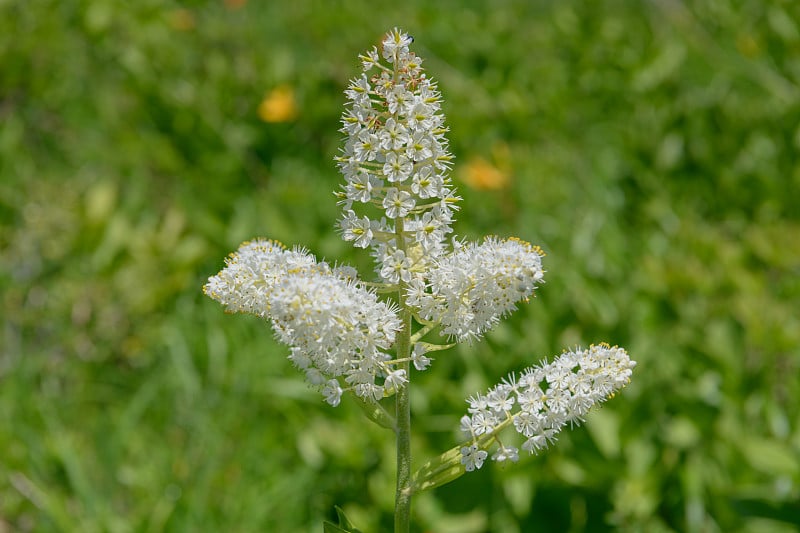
[736,33,760,58]
[460,156,510,191]
[258,85,298,123]
[168,9,195,32]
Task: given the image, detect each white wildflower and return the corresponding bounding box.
[460,444,488,472]
[411,343,432,371]
[491,445,519,463]
[322,379,344,407]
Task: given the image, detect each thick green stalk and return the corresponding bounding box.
[394,306,412,532]
[394,217,412,532]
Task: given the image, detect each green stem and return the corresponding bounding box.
[394,216,412,533]
[394,307,412,532]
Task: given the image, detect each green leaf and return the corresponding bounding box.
[322,506,363,533]
[322,521,350,533]
[334,506,357,529]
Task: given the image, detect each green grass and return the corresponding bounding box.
[1,0,799,531]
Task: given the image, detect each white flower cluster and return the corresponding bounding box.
[203,239,402,406]
[336,28,460,282]
[410,237,546,341]
[459,344,636,471]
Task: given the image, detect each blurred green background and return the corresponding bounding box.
[2,0,799,531]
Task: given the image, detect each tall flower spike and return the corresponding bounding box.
[336,27,459,283]
[459,344,636,469]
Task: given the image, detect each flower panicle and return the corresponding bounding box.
[203,238,405,405]
[459,344,636,471]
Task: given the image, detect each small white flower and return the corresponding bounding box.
[470,411,497,436]
[354,382,385,402]
[386,84,412,115]
[528,424,562,452]
[353,129,379,162]
[411,211,445,250]
[410,166,442,199]
[513,410,541,438]
[359,47,379,70]
[406,99,435,131]
[411,343,432,371]
[486,385,515,412]
[405,279,428,308]
[344,74,371,104]
[466,393,489,414]
[383,151,414,183]
[406,130,433,162]
[288,347,311,370]
[380,118,410,151]
[459,415,473,435]
[382,188,415,219]
[492,445,519,463]
[345,170,375,203]
[323,379,344,407]
[460,444,488,472]
[385,369,408,390]
[517,384,546,413]
[340,210,374,248]
[380,249,412,283]
[382,27,414,62]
